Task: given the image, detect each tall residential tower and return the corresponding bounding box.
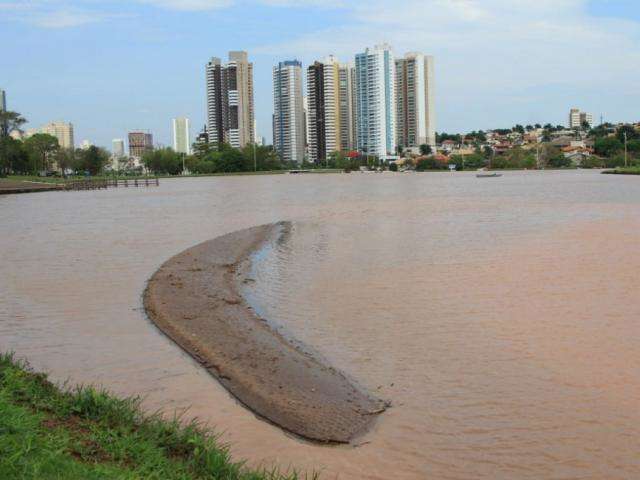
[273,60,305,164]
[172,117,191,155]
[307,56,357,164]
[395,53,436,149]
[355,44,397,160]
[206,51,255,149]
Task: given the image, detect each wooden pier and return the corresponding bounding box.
[63,178,160,191]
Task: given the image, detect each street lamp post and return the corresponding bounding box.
[624,132,628,168]
[253,142,257,172]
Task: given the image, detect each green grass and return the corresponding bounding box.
[0,353,317,480]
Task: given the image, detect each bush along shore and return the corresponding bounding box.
[0,353,317,480]
[602,167,640,175]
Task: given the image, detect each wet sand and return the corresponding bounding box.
[143,221,387,444]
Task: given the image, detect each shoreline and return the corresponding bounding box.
[143,222,387,444]
[0,179,64,195]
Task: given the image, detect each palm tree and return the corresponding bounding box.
[0,111,27,137]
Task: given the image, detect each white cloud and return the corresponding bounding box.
[138,0,233,11]
[252,0,640,129]
[33,10,112,28]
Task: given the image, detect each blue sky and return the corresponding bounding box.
[1,0,638,149]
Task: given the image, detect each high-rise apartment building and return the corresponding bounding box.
[273,60,305,164]
[128,132,153,160]
[306,56,357,164]
[396,53,436,149]
[112,139,125,157]
[569,108,593,129]
[339,62,358,152]
[36,121,75,149]
[206,51,255,149]
[172,117,191,155]
[355,44,397,160]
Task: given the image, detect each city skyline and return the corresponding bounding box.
[1,1,638,148]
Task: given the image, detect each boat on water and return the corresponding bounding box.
[476,172,502,178]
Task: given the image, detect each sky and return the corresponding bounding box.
[1,0,639,149]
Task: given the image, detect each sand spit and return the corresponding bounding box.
[143,222,387,443]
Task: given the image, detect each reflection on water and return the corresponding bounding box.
[1,171,640,479]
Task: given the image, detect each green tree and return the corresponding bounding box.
[142,148,183,175]
[24,133,59,172]
[53,148,78,176]
[627,139,640,154]
[513,124,525,134]
[192,140,214,159]
[616,125,639,143]
[77,146,110,175]
[0,110,27,137]
[241,144,283,171]
[594,137,624,157]
[460,153,487,170]
[419,144,432,155]
[211,146,246,173]
[0,137,29,175]
[580,156,605,169]
[547,152,572,168]
[415,157,440,171]
[538,144,563,168]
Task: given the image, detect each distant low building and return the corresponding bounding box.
[552,136,584,148]
[112,139,125,157]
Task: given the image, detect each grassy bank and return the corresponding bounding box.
[602,167,640,175]
[0,353,315,480]
[6,169,343,184]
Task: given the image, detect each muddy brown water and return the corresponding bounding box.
[1,170,639,479]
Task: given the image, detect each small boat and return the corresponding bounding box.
[476,172,502,178]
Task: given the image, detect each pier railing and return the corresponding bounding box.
[63,178,160,191]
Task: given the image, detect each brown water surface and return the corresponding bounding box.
[1,171,639,479]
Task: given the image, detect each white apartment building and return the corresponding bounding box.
[172,117,191,155]
[569,108,593,129]
[273,60,305,164]
[355,44,397,160]
[28,121,75,149]
[396,52,436,149]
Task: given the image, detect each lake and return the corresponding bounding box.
[1,170,639,479]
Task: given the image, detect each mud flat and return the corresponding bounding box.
[143,222,386,443]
